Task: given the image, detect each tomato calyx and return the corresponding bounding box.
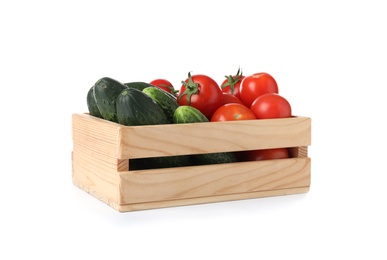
[158,83,179,96]
[177,72,199,106]
[221,67,243,95]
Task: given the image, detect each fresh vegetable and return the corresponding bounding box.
[211,103,256,122]
[241,148,290,161]
[221,92,244,105]
[129,155,194,170]
[173,105,208,124]
[221,68,245,100]
[172,106,237,165]
[191,151,237,165]
[177,72,222,119]
[142,86,179,123]
[86,86,103,118]
[124,81,154,91]
[149,79,178,96]
[85,70,296,168]
[116,88,169,126]
[250,93,292,119]
[239,72,278,107]
[93,77,128,122]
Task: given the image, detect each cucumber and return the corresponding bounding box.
[124,82,155,91]
[142,87,179,123]
[173,105,237,165]
[116,88,169,126]
[191,152,237,165]
[86,86,103,118]
[173,105,209,124]
[93,77,127,122]
[129,155,194,170]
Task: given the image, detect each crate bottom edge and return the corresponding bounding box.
[73,178,309,212]
[117,187,310,212]
[73,179,121,211]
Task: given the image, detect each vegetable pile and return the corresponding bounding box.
[86,69,294,168]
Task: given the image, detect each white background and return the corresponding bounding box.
[1,0,386,259]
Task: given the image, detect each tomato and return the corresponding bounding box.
[211,103,256,122]
[221,68,245,100]
[239,72,278,107]
[250,93,292,119]
[177,72,222,119]
[150,79,177,96]
[221,92,243,105]
[243,148,290,161]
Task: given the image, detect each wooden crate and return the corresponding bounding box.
[72,113,311,212]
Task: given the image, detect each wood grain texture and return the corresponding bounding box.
[72,114,122,158]
[289,146,308,158]
[117,187,310,212]
[72,145,120,206]
[73,177,121,211]
[71,113,312,212]
[72,113,311,159]
[119,157,310,204]
[119,116,311,159]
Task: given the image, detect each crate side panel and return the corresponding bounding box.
[72,144,121,208]
[72,113,122,158]
[118,187,310,212]
[120,157,311,204]
[119,116,311,159]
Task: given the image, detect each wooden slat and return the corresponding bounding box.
[120,157,310,204]
[72,114,311,159]
[117,187,310,212]
[71,113,312,212]
[72,145,120,206]
[119,116,311,159]
[72,113,121,158]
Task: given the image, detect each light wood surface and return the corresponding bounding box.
[72,113,311,159]
[72,113,312,212]
[120,157,310,204]
[116,187,310,212]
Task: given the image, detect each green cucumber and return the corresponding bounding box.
[142,87,179,123]
[116,88,169,126]
[173,105,237,165]
[86,86,103,118]
[93,77,127,122]
[129,155,194,170]
[124,82,155,91]
[173,106,209,124]
[191,151,237,165]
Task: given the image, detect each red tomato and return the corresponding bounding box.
[150,79,177,96]
[211,103,256,122]
[244,148,290,161]
[221,68,245,100]
[240,72,278,107]
[177,72,222,119]
[221,92,243,105]
[250,93,292,119]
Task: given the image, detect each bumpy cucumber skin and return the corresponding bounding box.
[86,86,103,118]
[124,82,155,91]
[142,87,179,123]
[173,106,209,124]
[93,77,127,122]
[116,88,169,126]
